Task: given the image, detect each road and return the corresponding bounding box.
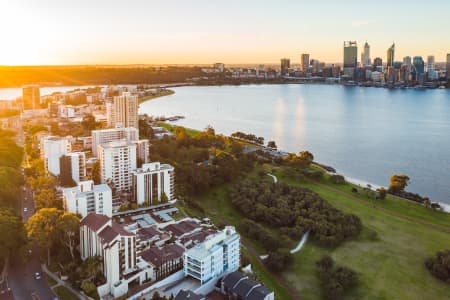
[7,184,57,300]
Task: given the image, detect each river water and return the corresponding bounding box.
[139,84,450,205]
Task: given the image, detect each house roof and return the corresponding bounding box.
[164,220,200,237]
[80,213,110,232]
[247,285,273,300]
[223,271,246,290]
[141,244,185,268]
[98,226,119,244]
[174,290,205,300]
[233,279,260,298]
[137,226,161,240]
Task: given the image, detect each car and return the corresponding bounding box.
[23,207,28,212]
[34,272,41,280]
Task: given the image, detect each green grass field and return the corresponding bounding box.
[54,286,79,300]
[138,89,175,104]
[189,163,450,300]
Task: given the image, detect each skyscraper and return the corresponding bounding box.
[373,57,383,67]
[426,55,435,71]
[387,43,395,67]
[108,92,138,129]
[361,42,371,66]
[280,58,290,76]
[300,54,310,72]
[22,85,40,110]
[413,56,425,79]
[403,56,412,70]
[343,41,357,76]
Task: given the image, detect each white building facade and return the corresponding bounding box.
[132,162,175,206]
[91,127,138,156]
[184,226,240,285]
[107,92,138,129]
[41,136,71,176]
[98,140,137,192]
[62,180,113,217]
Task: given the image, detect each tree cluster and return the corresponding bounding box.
[425,250,450,284]
[316,256,358,300]
[230,181,362,247]
[231,131,264,145]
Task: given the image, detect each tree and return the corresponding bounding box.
[265,248,293,272]
[56,213,80,259]
[160,192,169,203]
[175,126,188,142]
[81,256,103,281]
[425,250,450,284]
[34,189,62,210]
[298,151,314,165]
[91,161,101,184]
[26,208,62,265]
[81,114,97,132]
[267,140,277,149]
[388,174,410,193]
[377,187,387,200]
[0,208,27,277]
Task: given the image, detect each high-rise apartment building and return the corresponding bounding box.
[427,55,435,71]
[98,140,137,192]
[343,41,357,76]
[387,43,395,67]
[133,139,150,167]
[62,180,113,217]
[184,226,240,285]
[22,85,40,110]
[361,42,371,66]
[280,58,290,76]
[132,162,175,206]
[60,152,86,185]
[413,56,425,78]
[107,92,138,129]
[300,54,310,72]
[91,127,139,156]
[41,136,72,176]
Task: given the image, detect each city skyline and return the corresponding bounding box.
[1,0,449,65]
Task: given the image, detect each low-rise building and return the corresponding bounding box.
[62,180,113,217]
[221,271,274,300]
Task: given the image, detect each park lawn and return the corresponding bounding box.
[158,122,200,138]
[277,171,450,300]
[54,286,79,300]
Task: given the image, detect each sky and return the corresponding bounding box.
[0,0,449,65]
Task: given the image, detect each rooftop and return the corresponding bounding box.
[80,213,110,232]
[141,244,185,268]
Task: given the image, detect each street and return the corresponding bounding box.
[6,184,57,300]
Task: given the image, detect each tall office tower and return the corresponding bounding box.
[41,136,72,176]
[300,54,310,72]
[403,56,412,71]
[413,56,425,79]
[62,180,113,217]
[132,139,150,167]
[280,58,290,76]
[373,57,382,67]
[109,92,138,129]
[447,53,450,79]
[91,127,139,156]
[387,43,395,67]
[132,162,175,206]
[98,140,137,192]
[60,152,86,185]
[427,55,435,71]
[22,85,40,110]
[361,42,371,66]
[343,41,358,76]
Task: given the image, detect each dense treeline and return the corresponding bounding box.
[0,66,203,87]
[150,126,257,196]
[316,256,359,300]
[425,250,450,284]
[0,130,24,208]
[230,131,264,145]
[230,181,362,247]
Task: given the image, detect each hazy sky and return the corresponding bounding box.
[1,0,449,65]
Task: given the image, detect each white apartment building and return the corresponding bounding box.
[107,92,138,129]
[184,226,240,285]
[41,136,71,176]
[60,152,86,183]
[98,140,137,192]
[62,180,113,217]
[80,214,141,298]
[132,162,175,206]
[133,139,150,167]
[91,127,138,156]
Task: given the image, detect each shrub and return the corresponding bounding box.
[425,250,450,284]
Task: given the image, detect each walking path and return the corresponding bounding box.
[290,231,310,254]
[267,173,278,183]
[41,264,86,300]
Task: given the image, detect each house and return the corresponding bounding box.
[221,271,274,300]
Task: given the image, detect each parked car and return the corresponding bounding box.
[34,272,41,280]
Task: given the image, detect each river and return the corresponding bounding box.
[138,84,450,205]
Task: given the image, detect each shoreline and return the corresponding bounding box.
[138,89,175,104]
